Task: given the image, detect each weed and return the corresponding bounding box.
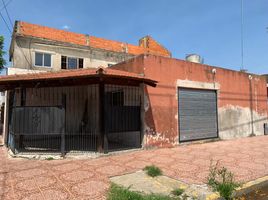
[45,157,54,160]
[143,165,162,177]
[207,160,240,200]
[171,188,184,196]
[107,183,173,200]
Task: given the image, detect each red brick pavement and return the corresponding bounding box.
[0,136,268,199]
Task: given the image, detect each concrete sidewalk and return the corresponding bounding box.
[0,135,268,199]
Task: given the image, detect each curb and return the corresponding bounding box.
[205,175,268,199]
[234,175,268,197]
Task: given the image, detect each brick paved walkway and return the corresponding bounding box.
[0,135,268,199]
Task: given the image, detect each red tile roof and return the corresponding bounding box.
[16,21,171,57]
[0,67,157,90]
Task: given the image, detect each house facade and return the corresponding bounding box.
[1,21,267,155]
[9,21,171,73]
[112,55,268,147]
[1,54,267,154]
[1,21,171,154]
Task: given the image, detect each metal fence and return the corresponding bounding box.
[8,84,142,154]
[105,84,141,151]
[9,106,64,153]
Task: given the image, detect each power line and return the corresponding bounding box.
[0,10,12,33]
[0,0,12,11]
[0,4,32,68]
[0,0,12,33]
[1,0,13,28]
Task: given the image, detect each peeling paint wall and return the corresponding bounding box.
[112,55,268,148]
[142,92,177,148]
[219,105,267,139]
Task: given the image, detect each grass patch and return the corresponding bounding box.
[143,165,162,177]
[171,188,184,196]
[108,184,174,200]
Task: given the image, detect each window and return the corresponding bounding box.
[44,54,51,67]
[35,53,43,66]
[68,57,77,69]
[35,52,51,67]
[61,56,83,69]
[79,58,83,68]
[61,56,67,69]
[108,63,113,67]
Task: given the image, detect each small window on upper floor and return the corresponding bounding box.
[61,56,83,69]
[35,52,51,67]
[68,57,77,69]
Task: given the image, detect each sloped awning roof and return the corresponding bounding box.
[0,67,157,91]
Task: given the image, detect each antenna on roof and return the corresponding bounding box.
[240,0,247,72]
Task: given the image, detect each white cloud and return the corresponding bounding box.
[62,25,71,30]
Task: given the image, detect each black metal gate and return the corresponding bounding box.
[8,84,142,154]
[9,106,64,153]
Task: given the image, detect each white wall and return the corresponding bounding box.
[8,67,46,75]
[12,37,131,71]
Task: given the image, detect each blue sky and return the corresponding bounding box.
[0,0,267,74]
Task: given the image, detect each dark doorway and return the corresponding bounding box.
[105,85,141,151]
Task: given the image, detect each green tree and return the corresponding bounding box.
[0,36,6,68]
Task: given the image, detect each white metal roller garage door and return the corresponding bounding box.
[178,88,218,142]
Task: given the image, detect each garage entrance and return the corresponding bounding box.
[178,88,218,142]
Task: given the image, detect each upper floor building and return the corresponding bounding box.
[9,21,171,72]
